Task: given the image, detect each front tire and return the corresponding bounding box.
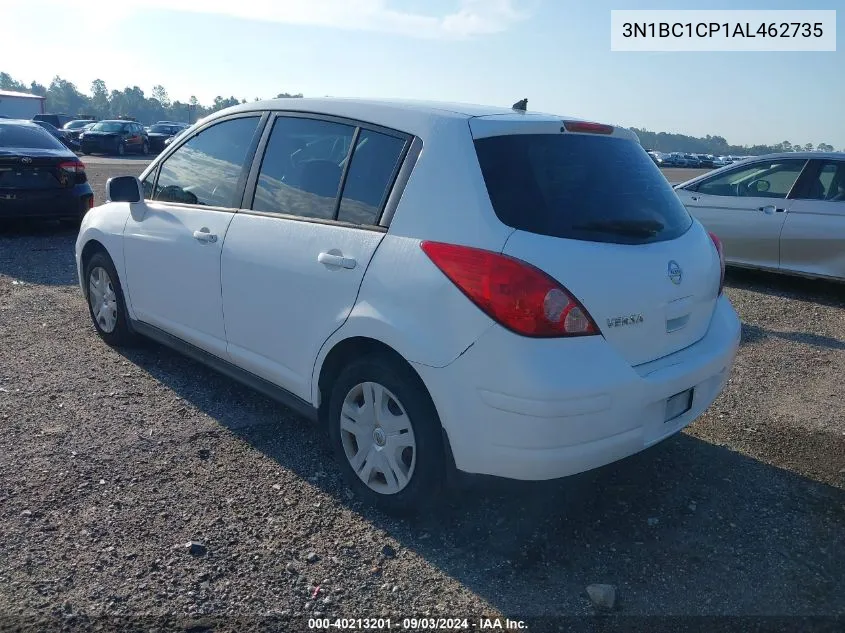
[84,251,136,347]
[327,354,445,514]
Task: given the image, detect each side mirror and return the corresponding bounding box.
[106,175,143,203]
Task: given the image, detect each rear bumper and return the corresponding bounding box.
[0,184,93,219]
[413,295,741,481]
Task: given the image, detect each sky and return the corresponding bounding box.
[1,0,842,148]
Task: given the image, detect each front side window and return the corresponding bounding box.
[694,159,806,199]
[253,117,355,220]
[152,116,260,208]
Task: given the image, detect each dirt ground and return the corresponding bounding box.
[0,159,842,632]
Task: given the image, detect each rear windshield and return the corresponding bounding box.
[0,124,65,150]
[474,134,693,245]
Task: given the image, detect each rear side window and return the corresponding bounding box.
[337,129,406,225]
[475,134,693,244]
[0,124,65,150]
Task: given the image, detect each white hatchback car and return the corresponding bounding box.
[76,98,741,512]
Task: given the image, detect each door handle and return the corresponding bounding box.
[759,205,776,215]
[193,228,217,243]
[318,251,357,269]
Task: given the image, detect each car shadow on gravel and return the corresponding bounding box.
[726,268,845,310]
[0,221,79,286]
[118,341,845,618]
[741,322,845,351]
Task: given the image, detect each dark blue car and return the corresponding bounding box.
[0,119,94,223]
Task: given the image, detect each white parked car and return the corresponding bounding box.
[75,98,740,512]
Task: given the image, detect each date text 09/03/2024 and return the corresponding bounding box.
[308,617,528,630]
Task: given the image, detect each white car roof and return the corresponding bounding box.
[203,97,635,140]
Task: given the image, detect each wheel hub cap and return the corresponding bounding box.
[339,381,417,495]
[88,266,118,334]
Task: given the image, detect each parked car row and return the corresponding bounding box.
[648,151,753,169]
[20,113,191,157]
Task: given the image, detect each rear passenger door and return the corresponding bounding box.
[221,114,410,401]
[779,159,845,279]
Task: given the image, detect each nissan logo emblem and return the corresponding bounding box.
[668,260,683,285]
[20,157,32,164]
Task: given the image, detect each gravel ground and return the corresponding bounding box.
[0,160,843,632]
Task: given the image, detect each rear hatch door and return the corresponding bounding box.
[471,117,721,367]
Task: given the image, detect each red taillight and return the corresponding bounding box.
[58,160,85,173]
[563,121,614,135]
[709,232,725,295]
[420,241,599,338]
[87,196,95,210]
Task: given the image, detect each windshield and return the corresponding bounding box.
[150,125,177,133]
[474,133,693,245]
[90,122,127,133]
[0,124,66,149]
[64,120,93,130]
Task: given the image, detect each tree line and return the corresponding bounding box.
[632,129,839,156]
[0,72,302,125]
[1,72,840,153]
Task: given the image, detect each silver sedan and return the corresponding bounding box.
[674,152,845,281]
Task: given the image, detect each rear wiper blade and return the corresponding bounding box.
[572,219,665,237]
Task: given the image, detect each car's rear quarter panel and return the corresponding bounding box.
[779,202,845,280]
[311,117,514,405]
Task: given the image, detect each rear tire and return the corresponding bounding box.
[83,251,137,347]
[116,142,125,157]
[141,141,149,155]
[326,354,445,514]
